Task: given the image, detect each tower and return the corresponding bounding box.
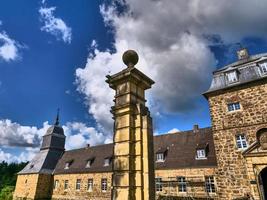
[204,49,267,199]
[13,113,65,200]
[106,50,155,200]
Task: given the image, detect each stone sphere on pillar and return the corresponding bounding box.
[122,50,139,67]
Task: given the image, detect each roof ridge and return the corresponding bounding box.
[154,127,211,137]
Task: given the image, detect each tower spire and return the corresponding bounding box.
[55,108,60,126]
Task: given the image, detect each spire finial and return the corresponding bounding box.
[55,108,60,126]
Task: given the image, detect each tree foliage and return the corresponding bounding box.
[0,161,27,200]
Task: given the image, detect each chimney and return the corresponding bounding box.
[237,48,249,60]
[86,144,90,148]
[193,124,199,133]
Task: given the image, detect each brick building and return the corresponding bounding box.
[13,49,267,200]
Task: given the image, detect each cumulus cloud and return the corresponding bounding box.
[168,128,180,134]
[39,4,72,44]
[0,119,47,147]
[0,147,38,163]
[0,31,22,62]
[0,119,109,162]
[75,0,267,136]
[63,122,112,150]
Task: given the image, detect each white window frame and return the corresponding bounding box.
[205,176,216,193]
[227,102,241,112]
[101,178,107,192]
[86,160,92,168]
[259,62,267,75]
[64,162,70,169]
[155,177,163,192]
[177,177,186,192]
[226,71,238,84]
[64,180,68,190]
[236,134,248,149]
[104,158,110,166]
[87,179,93,192]
[156,153,165,162]
[54,180,59,190]
[196,149,206,159]
[76,179,81,190]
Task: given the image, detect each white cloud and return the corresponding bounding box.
[0,31,21,62]
[167,128,180,134]
[0,147,38,163]
[75,0,267,136]
[0,119,110,162]
[39,6,72,44]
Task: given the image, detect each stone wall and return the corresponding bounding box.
[13,174,39,200]
[155,168,216,199]
[208,80,267,199]
[51,172,112,200]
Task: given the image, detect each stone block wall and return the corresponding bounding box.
[208,81,267,199]
[13,174,52,200]
[155,168,216,199]
[51,172,112,200]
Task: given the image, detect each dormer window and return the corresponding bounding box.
[104,157,111,166]
[86,158,95,168]
[64,160,73,169]
[259,62,267,75]
[156,153,165,162]
[156,149,167,162]
[226,71,238,84]
[227,102,241,112]
[196,143,209,160]
[196,149,206,159]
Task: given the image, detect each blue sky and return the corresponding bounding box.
[0,0,267,162]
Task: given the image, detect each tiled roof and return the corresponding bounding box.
[53,127,217,174]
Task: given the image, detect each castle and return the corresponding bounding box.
[13,48,267,200]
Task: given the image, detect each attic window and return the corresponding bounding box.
[227,102,241,112]
[65,160,73,169]
[156,153,165,162]
[196,144,209,160]
[104,157,111,166]
[259,62,267,75]
[196,149,206,159]
[86,158,94,168]
[30,164,34,169]
[226,71,238,84]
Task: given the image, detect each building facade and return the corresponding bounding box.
[13,49,267,200]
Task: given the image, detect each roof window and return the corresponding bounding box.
[226,70,238,84]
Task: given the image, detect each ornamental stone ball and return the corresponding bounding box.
[122,50,139,67]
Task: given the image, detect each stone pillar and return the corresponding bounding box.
[106,50,155,200]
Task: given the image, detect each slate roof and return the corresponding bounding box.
[53,127,217,174]
[18,149,63,174]
[204,52,267,96]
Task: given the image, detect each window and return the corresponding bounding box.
[54,180,59,190]
[101,178,107,192]
[205,176,215,193]
[156,153,165,162]
[227,102,241,112]
[177,177,186,192]
[86,159,93,168]
[236,134,248,149]
[65,162,70,169]
[226,71,238,84]
[87,179,93,192]
[25,179,28,184]
[155,178,163,192]
[76,179,81,190]
[104,158,111,166]
[64,180,69,190]
[196,149,206,159]
[259,62,267,75]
